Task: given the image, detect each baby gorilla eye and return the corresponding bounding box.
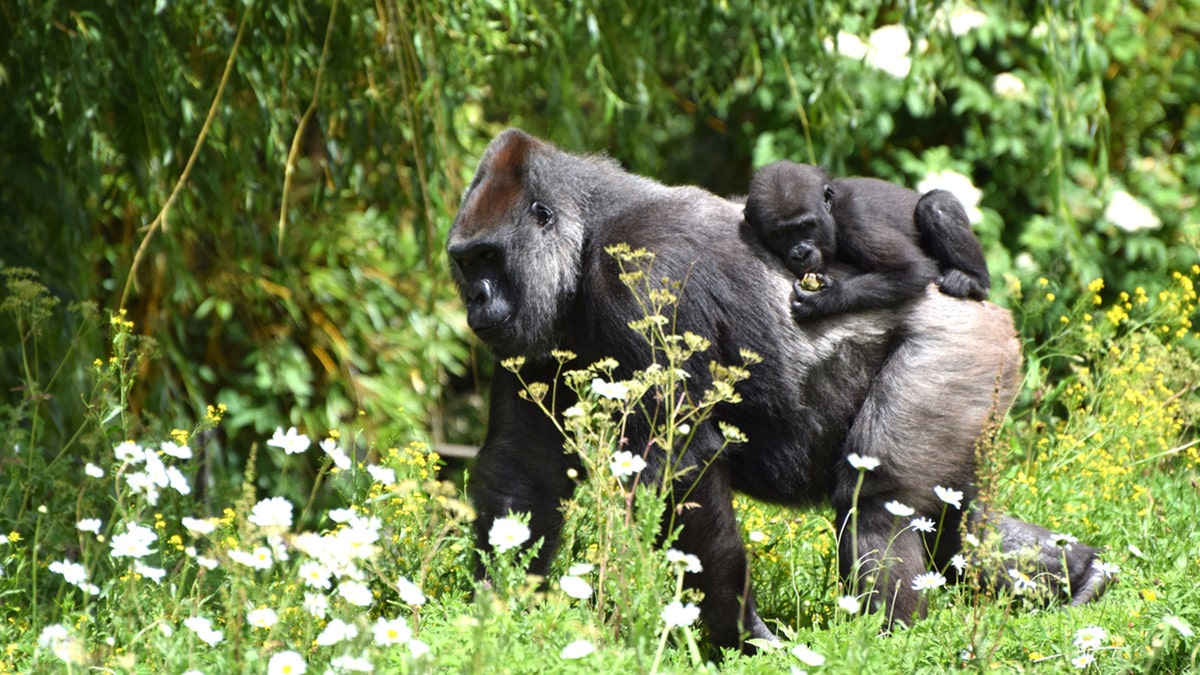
[530,201,556,228]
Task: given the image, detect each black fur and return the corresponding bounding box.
[448,130,1108,653]
[743,161,990,322]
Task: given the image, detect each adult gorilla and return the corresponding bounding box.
[447,129,1108,652]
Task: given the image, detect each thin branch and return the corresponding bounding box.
[278,0,339,258]
[119,6,252,310]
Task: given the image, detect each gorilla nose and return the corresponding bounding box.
[468,280,492,308]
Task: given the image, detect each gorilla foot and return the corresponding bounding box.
[937,269,990,301]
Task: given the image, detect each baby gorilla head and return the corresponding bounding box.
[743,161,837,278]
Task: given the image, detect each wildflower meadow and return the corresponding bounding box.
[3,255,1199,674]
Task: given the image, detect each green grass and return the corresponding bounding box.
[1,266,1198,674]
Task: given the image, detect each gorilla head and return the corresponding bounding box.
[743,160,838,279]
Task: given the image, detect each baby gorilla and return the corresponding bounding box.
[744,160,991,321]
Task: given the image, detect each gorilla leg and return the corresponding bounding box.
[971,511,1112,605]
[835,498,929,626]
[914,190,990,300]
[468,370,579,577]
[671,458,775,651]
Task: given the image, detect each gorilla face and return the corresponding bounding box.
[448,130,589,359]
[745,161,838,279]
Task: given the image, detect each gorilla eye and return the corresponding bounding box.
[822,185,835,213]
[530,201,556,228]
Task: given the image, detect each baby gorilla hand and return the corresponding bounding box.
[791,274,833,321]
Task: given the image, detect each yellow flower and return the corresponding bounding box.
[1045,293,1055,301]
[1087,278,1105,293]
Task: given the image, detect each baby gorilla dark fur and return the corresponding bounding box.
[744,160,991,321]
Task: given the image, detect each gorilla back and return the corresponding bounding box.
[448,129,1109,652]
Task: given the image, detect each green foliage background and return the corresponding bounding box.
[2,0,1197,483]
[2,2,1200,672]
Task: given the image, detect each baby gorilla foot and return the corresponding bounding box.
[937,269,989,300]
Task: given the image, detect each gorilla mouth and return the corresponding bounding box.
[467,315,512,346]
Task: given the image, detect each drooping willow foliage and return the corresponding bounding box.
[1,0,1196,488]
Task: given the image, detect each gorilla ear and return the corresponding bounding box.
[530,201,556,228]
[822,185,835,213]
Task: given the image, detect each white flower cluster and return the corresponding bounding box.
[112,439,193,506]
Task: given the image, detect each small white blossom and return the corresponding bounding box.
[1163,615,1194,638]
[559,575,593,600]
[267,426,311,455]
[837,595,862,613]
[933,485,964,509]
[134,563,166,584]
[181,516,217,535]
[110,523,157,559]
[229,546,273,571]
[590,378,628,400]
[267,650,306,675]
[366,464,396,485]
[371,616,411,646]
[992,72,1027,99]
[1104,189,1161,233]
[329,508,357,523]
[1071,653,1096,669]
[1049,532,1079,547]
[338,580,374,607]
[125,471,160,505]
[183,616,224,646]
[1073,625,1108,652]
[84,463,105,478]
[1007,568,1037,594]
[1091,560,1119,579]
[319,438,352,470]
[317,618,359,646]
[299,561,332,589]
[114,440,145,464]
[610,451,647,478]
[943,6,988,35]
[38,623,69,649]
[867,24,919,77]
[329,654,374,672]
[302,592,329,619]
[247,608,279,628]
[397,576,426,606]
[910,517,936,533]
[144,450,169,488]
[249,497,294,530]
[160,440,193,459]
[49,559,89,586]
[163,465,190,495]
[660,600,701,629]
[847,453,880,471]
[665,548,703,574]
[911,571,947,592]
[885,501,915,518]
[748,530,766,543]
[791,643,826,667]
[951,554,968,573]
[488,516,531,553]
[409,639,431,659]
[560,640,595,660]
[76,518,102,534]
[568,562,595,575]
